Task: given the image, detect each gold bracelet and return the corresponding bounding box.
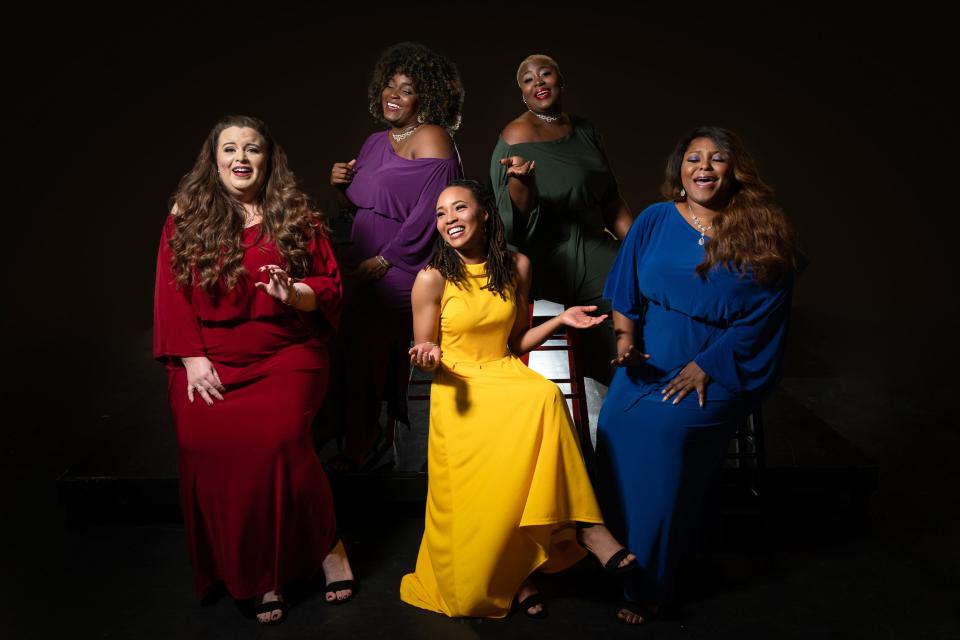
[376,255,391,269]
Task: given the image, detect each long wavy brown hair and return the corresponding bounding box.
[169,114,322,292]
[662,126,797,286]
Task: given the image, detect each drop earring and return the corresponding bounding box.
[417,112,426,124]
[679,188,686,198]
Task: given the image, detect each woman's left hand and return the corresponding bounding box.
[662,361,710,407]
[351,256,389,283]
[255,264,299,305]
[558,305,608,329]
[500,155,536,181]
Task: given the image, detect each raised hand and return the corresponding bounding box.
[499,155,536,181]
[661,361,710,407]
[409,341,442,371]
[558,305,607,330]
[330,159,357,188]
[255,264,299,305]
[182,356,225,405]
[611,344,651,367]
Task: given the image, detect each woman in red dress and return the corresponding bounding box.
[153,115,355,625]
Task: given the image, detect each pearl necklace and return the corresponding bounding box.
[391,125,420,143]
[688,206,714,246]
[528,109,561,123]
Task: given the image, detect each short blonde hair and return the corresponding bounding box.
[516,54,561,85]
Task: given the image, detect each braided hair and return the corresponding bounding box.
[428,179,517,300]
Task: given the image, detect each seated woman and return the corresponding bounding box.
[597,126,798,624]
[399,179,635,619]
[153,115,355,625]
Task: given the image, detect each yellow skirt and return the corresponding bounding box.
[399,355,603,618]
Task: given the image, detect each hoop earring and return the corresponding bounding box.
[417,112,426,124]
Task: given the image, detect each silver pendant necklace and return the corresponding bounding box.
[391,125,420,143]
[688,206,714,246]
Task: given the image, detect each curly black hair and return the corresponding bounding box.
[367,41,464,133]
[428,179,517,300]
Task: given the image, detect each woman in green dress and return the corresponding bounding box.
[490,54,634,385]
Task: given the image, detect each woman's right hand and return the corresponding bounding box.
[182,356,225,405]
[330,159,357,188]
[611,344,651,367]
[409,342,442,371]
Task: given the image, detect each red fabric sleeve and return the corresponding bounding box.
[299,228,343,332]
[153,216,206,361]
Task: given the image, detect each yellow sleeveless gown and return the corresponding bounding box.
[399,261,604,618]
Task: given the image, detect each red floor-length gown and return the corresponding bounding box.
[153,215,341,600]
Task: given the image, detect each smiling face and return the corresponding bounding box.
[436,186,489,260]
[381,72,420,128]
[215,126,268,202]
[517,56,562,114]
[680,136,734,208]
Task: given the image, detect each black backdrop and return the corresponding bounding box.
[3,5,955,478]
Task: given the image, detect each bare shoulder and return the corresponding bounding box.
[170,202,180,216]
[413,266,446,297]
[512,251,531,277]
[501,116,537,146]
[411,125,454,159]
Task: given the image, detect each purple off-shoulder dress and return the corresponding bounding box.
[343,131,463,311]
[332,131,462,460]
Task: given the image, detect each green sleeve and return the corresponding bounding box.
[582,120,621,208]
[490,137,540,251]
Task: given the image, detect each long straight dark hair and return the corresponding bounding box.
[428,179,517,299]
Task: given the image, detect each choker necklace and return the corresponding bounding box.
[688,206,714,246]
[391,125,420,142]
[528,109,561,123]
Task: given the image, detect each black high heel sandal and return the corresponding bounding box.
[618,600,659,624]
[576,523,637,574]
[515,593,548,619]
[323,540,357,605]
[253,595,287,625]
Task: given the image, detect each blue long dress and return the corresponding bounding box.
[596,201,793,603]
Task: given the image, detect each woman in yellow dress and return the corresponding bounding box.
[399,179,635,618]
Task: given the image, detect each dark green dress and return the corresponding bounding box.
[490,116,622,384]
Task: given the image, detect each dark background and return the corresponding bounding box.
[2,3,956,631]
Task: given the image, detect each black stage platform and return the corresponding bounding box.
[11,336,958,639]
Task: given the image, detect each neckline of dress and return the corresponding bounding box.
[671,202,713,243]
[463,261,487,274]
[384,131,455,163]
[500,119,578,147]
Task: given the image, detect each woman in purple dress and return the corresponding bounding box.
[326,42,464,470]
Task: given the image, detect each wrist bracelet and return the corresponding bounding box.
[376,255,391,269]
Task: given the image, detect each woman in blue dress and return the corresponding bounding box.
[596,126,798,624]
